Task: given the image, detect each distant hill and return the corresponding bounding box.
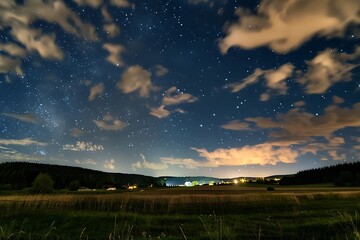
[0,162,155,190]
[1,161,359,190]
[280,161,360,186]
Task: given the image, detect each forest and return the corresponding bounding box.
[280,161,360,186]
[1,161,360,190]
[0,162,155,190]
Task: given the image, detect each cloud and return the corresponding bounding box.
[63,141,104,151]
[293,101,306,108]
[245,102,360,141]
[11,26,64,60]
[93,114,127,131]
[0,0,98,66]
[161,143,298,168]
[298,47,360,94]
[150,86,198,118]
[0,43,27,58]
[221,120,251,131]
[327,137,345,147]
[333,96,345,104]
[0,151,44,161]
[73,0,103,8]
[88,83,105,101]
[70,128,85,137]
[162,87,199,105]
[74,159,97,165]
[110,0,132,8]
[0,138,47,146]
[154,64,169,77]
[1,113,38,123]
[104,159,115,170]
[103,43,125,67]
[1,1,97,40]
[219,0,360,53]
[101,6,113,22]
[226,63,294,100]
[84,80,92,86]
[117,65,156,97]
[149,105,171,119]
[132,154,168,170]
[0,55,23,75]
[103,23,120,38]
[328,150,346,161]
[227,69,262,93]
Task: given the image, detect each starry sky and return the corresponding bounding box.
[0,0,360,178]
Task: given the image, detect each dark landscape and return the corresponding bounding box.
[0,162,360,239]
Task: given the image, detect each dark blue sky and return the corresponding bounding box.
[0,0,360,177]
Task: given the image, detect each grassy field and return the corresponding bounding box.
[1,185,360,239]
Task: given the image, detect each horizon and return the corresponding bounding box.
[0,0,360,178]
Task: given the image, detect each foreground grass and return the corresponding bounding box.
[1,186,360,239]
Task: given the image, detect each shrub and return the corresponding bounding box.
[68,180,80,191]
[30,173,54,194]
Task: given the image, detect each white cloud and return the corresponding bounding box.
[0,43,27,58]
[103,23,120,38]
[219,0,360,53]
[93,114,127,131]
[1,1,98,40]
[245,102,360,141]
[0,151,44,161]
[150,86,198,118]
[75,159,97,165]
[149,105,171,119]
[328,150,346,161]
[132,154,168,170]
[227,69,262,93]
[293,101,306,108]
[103,43,125,67]
[104,159,115,170]
[117,65,156,97]
[73,0,103,8]
[110,0,132,8]
[63,141,104,151]
[88,83,105,101]
[298,47,360,94]
[154,64,169,77]
[11,26,64,60]
[221,120,251,131]
[0,55,23,75]
[161,143,298,169]
[0,138,47,146]
[333,96,345,104]
[162,87,199,106]
[101,6,113,22]
[226,63,294,101]
[1,113,38,123]
[0,0,98,67]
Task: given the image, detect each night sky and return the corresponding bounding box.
[1,0,360,177]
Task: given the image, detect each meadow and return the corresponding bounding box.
[0,184,360,239]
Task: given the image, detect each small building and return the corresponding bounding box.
[184,181,193,187]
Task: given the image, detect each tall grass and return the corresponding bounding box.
[1,191,359,214]
[1,190,360,239]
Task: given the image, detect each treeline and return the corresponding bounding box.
[280,162,360,186]
[0,162,155,190]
